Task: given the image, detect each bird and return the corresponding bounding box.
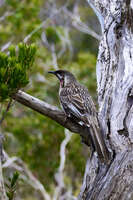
[48,70,110,163]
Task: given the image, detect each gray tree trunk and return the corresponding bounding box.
[79,0,133,199]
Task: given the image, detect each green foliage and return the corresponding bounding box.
[5,109,64,189]
[6,171,19,200]
[0,43,36,101]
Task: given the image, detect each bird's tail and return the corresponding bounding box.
[88,123,111,164]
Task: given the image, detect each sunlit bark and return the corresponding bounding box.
[79,0,133,199]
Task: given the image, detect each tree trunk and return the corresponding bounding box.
[79,0,133,199]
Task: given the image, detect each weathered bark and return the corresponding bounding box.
[79,0,133,199]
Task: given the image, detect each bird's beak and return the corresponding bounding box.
[48,71,56,75]
[48,71,61,80]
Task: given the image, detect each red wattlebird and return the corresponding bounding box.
[48,70,110,163]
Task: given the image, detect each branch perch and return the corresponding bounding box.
[13,90,112,164]
[13,90,90,144]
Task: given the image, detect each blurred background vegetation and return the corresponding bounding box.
[0,0,100,199]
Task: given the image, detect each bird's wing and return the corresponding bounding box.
[69,93,86,114]
[60,88,87,120]
[60,85,110,163]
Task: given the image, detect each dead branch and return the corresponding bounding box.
[53,129,73,200]
[63,7,101,41]
[0,99,13,125]
[12,90,89,140]
[86,0,104,32]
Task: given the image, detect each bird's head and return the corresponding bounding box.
[48,70,76,87]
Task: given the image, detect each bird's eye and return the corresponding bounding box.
[59,73,64,80]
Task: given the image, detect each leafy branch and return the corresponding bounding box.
[0,43,36,102]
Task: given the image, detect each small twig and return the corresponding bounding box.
[24,21,46,43]
[86,0,104,33]
[41,31,51,50]
[63,7,101,41]
[53,129,72,200]
[63,28,73,60]
[0,98,13,125]
[2,155,18,168]
[1,41,12,52]
[73,0,80,15]
[0,136,8,200]
[72,20,101,41]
